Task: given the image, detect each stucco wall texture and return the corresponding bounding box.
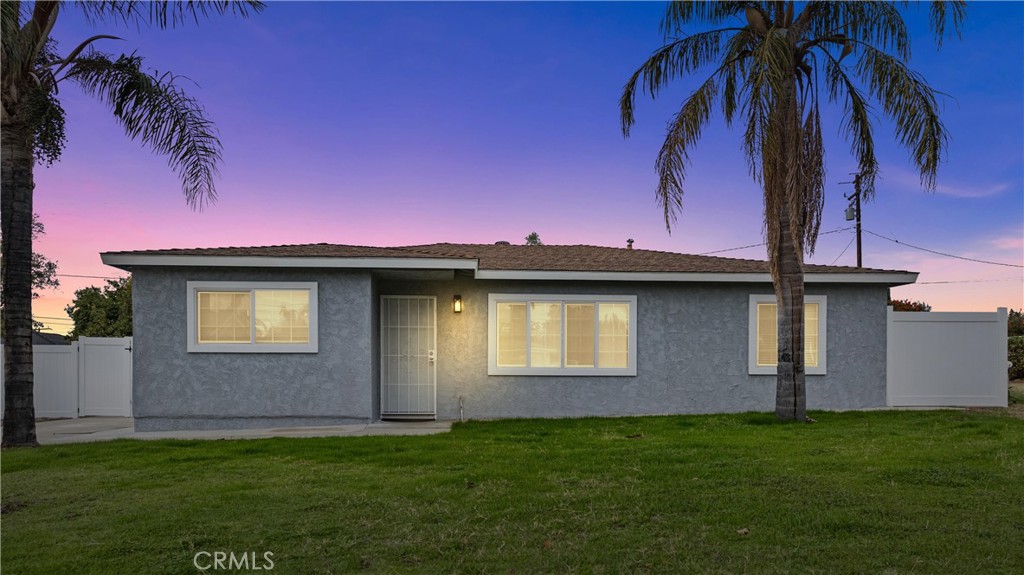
[132,268,374,431]
[378,279,889,421]
[132,268,889,430]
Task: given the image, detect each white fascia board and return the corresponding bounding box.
[473,269,918,285]
[797,272,916,285]
[100,254,478,271]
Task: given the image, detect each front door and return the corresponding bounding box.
[380,296,436,419]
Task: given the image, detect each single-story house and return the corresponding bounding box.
[100,242,917,431]
[1,331,70,346]
[33,331,70,345]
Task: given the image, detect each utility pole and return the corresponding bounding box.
[841,173,863,268]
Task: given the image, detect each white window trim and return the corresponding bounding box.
[186,281,318,353]
[748,294,827,375]
[487,294,637,376]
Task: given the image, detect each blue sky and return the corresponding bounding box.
[30,1,1024,331]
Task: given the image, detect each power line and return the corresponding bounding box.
[56,273,123,280]
[699,241,766,255]
[699,226,853,256]
[917,277,1023,285]
[32,315,73,321]
[863,229,1024,269]
[830,233,856,265]
[820,226,856,236]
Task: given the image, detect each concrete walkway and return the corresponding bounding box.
[36,417,452,445]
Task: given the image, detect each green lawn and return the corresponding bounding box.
[3,410,1023,574]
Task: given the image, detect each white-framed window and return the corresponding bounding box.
[748,294,826,375]
[186,281,318,353]
[488,294,637,376]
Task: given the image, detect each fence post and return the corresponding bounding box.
[74,340,82,419]
[885,306,894,407]
[998,308,1009,388]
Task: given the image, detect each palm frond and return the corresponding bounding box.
[853,44,946,191]
[46,35,122,77]
[722,63,738,123]
[742,77,770,183]
[801,1,910,60]
[822,53,879,198]
[920,0,967,47]
[619,27,740,136]
[25,1,58,57]
[65,51,222,208]
[629,0,954,248]
[3,0,58,101]
[1,1,24,62]
[1,2,25,112]
[799,99,825,255]
[741,27,792,178]
[653,73,720,232]
[661,1,751,38]
[720,28,759,124]
[77,1,265,29]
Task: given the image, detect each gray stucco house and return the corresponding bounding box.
[101,242,917,431]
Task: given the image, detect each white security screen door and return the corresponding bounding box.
[380,296,437,419]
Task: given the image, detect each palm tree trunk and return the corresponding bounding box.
[773,68,807,422]
[774,206,806,421]
[2,119,39,447]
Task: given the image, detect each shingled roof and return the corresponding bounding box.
[102,242,912,276]
[398,243,904,274]
[102,244,411,259]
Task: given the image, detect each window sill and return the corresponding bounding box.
[748,366,826,376]
[187,344,318,354]
[488,367,636,377]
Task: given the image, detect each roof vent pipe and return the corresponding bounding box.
[627,239,634,250]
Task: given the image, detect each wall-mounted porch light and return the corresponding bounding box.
[453,295,463,313]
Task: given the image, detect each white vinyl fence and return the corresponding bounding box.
[1,337,132,418]
[887,308,1008,407]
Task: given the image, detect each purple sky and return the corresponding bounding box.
[31,1,1024,333]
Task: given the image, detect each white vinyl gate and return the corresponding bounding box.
[1,337,133,418]
[887,308,1008,407]
[380,296,437,419]
[77,337,133,416]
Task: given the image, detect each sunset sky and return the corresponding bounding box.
[29,1,1023,334]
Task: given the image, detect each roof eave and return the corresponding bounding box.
[99,253,478,271]
[101,252,916,285]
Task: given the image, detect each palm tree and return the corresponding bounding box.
[1,1,264,446]
[620,1,964,421]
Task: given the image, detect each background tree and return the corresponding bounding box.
[65,277,132,339]
[621,1,964,421]
[888,298,932,312]
[2,1,264,447]
[1008,309,1022,381]
[1008,309,1023,338]
[525,232,543,246]
[29,214,59,299]
[1,214,60,332]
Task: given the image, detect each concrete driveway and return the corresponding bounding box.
[36,417,452,445]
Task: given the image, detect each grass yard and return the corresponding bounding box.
[3,410,1023,574]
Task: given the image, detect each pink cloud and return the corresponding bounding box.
[991,235,1024,251]
[887,168,1014,198]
